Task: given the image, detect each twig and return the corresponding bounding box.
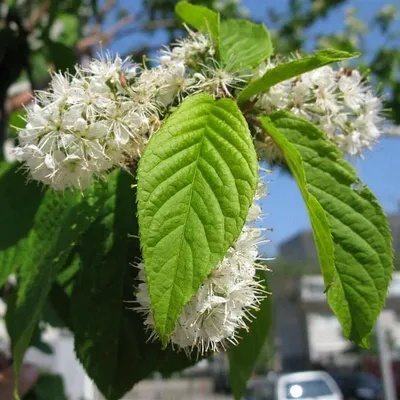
[26,0,50,32]
[5,90,33,114]
[77,14,135,51]
[101,0,117,18]
[241,97,259,115]
[114,19,179,41]
[246,114,264,131]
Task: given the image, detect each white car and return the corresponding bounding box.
[277,371,343,400]
[245,371,343,400]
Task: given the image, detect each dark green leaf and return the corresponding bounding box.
[0,163,44,286]
[228,272,272,400]
[71,171,199,399]
[47,282,74,330]
[137,94,258,345]
[11,178,117,387]
[175,1,220,40]
[219,19,273,71]
[26,373,67,400]
[72,171,140,400]
[260,112,393,347]
[56,252,81,295]
[42,295,67,329]
[238,49,359,104]
[30,325,53,355]
[30,51,51,84]
[47,42,77,72]
[8,109,27,138]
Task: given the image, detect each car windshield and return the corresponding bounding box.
[286,379,333,399]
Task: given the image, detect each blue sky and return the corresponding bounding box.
[111,0,400,255]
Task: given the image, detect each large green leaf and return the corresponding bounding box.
[175,1,219,40]
[72,171,141,400]
[72,171,200,399]
[137,94,258,345]
[0,163,44,286]
[219,19,273,71]
[11,178,117,391]
[238,49,359,105]
[228,273,272,400]
[260,112,393,347]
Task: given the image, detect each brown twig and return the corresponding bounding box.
[246,114,264,131]
[25,0,50,32]
[5,90,34,114]
[77,14,135,52]
[241,96,259,115]
[114,19,179,41]
[90,0,116,39]
[101,0,117,18]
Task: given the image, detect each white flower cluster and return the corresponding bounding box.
[15,56,155,190]
[135,181,269,354]
[255,60,384,159]
[15,30,245,190]
[157,30,247,98]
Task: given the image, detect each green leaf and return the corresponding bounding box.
[0,163,44,286]
[175,1,220,40]
[8,109,27,138]
[72,171,200,399]
[238,49,359,104]
[54,13,80,47]
[47,41,77,72]
[56,252,81,295]
[47,281,75,329]
[71,171,141,400]
[228,273,272,400]
[42,295,67,329]
[27,373,67,400]
[137,93,258,345]
[31,51,51,84]
[42,12,79,73]
[30,325,53,355]
[219,19,273,71]
[11,178,117,391]
[260,112,393,347]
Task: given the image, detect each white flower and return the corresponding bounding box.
[190,64,248,98]
[14,30,233,190]
[338,69,365,110]
[15,55,157,190]
[134,180,269,354]
[256,59,384,157]
[83,53,124,84]
[159,30,213,64]
[156,63,187,106]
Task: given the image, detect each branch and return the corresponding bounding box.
[26,0,50,32]
[114,19,179,41]
[91,0,117,37]
[5,90,34,114]
[101,0,117,18]
[77,14,135,52]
